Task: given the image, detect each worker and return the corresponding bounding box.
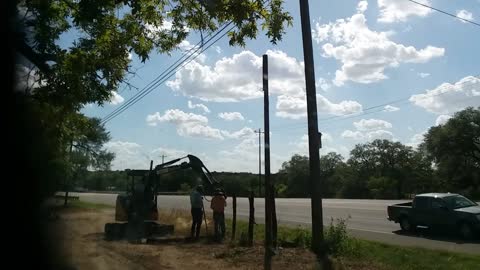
[210,188,227,241]
[190,185,204,240]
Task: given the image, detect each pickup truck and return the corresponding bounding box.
[387,193,480,239]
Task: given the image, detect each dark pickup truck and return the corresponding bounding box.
[387,193,480,239]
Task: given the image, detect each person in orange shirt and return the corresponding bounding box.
[210,188,227,241]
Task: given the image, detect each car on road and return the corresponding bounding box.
[387,193,480,239]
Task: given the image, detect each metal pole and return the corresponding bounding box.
[263,54,272,270]
[299,0,325,258]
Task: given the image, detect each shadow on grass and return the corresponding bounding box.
[392,228,479,244]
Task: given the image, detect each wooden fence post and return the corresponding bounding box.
[248,192,255,246]
[231,194,237,241]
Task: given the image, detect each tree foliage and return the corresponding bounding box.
[421,107,480,198]
[14,0,292,200]
[16,0,292,110]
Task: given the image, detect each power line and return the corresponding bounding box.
[406,0,480,28]
[101,22,233,124]
[101,23,231,123]
[101,0,274,124]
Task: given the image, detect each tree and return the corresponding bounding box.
[278,154,310,197]
[320,152,344,197]
[347,140,423,199]
[13,0,293,202]
[277,153,345,198]
[421,107,480,198]
[16,0,293,110]
[64,116,114,205]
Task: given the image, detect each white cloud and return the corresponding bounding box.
[167,50,305,102]
[188,100,210,114]
[342,118,394,141]
[177,123,223,140]
[409,76,480,114]
[435,115,451,126]
[178,40,206,63]
[146,109,257,140]
[316,77,331,91]
[145,20,189,35]
[418,72,430,78]
[167,49,362,119]
[341,130,365,140]
[313,10,444,86]
[146,109,222,139]
[109,91,125,105]
[146,109,208,126]
[406,131,426,148]
[218,112,245,121]
[384,105,400,112]
[222,140,285,172]
[178,40,194,51]
[456,10,474,23]
[354,118,393,131]
[318,95,363,115]
[275,94,363,119]
[104,142,206,170]
[145,21,174,38]
[294,133,339,155]
[103,141,146,170]
[357,1,368,13]
[276,95,307,119]
[215,46,222,54]
[378,0,432,23]
[221,127,255,139]
[341,129,394,141]
[366,130,394,140]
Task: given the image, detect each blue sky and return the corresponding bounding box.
[81,0,480,173]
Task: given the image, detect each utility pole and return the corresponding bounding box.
[263,54,274,270]
[299,0,325,261]
[160,155,167,164]
[254,128,264,197]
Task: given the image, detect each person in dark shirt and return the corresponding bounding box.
[190,185,204,240]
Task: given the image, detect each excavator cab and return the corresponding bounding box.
[104,155,221,241]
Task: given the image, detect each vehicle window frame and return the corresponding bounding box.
[431,198,447,209]
[414,196,430,210]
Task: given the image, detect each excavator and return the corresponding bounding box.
[104,154,222,241]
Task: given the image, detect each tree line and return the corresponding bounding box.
[77,107,479,200]
[280,107,479,199]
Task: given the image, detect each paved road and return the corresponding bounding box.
[66,193,480,254]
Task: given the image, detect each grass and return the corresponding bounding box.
[67,201,480,269]
[227,218,480,270]
[348,239,480,270]
[67,200,113,210]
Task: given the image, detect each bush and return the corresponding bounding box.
[278,227,311,248]
[324,218,355,257]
